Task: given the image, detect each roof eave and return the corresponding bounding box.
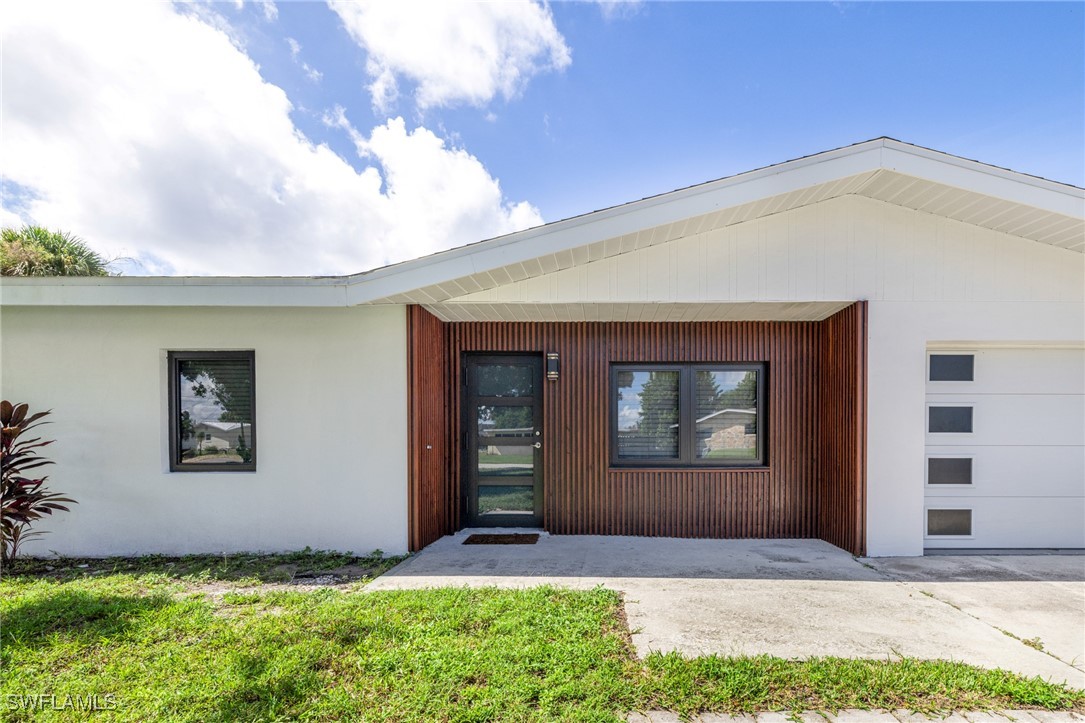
[343,142,892,304]
[3,138,1080,308]
[344,139,1084,305]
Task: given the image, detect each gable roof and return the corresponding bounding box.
[3,138,1081,308]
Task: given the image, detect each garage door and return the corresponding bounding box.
[924,347,1085,550]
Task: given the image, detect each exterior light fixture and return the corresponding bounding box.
[546,352,559,381]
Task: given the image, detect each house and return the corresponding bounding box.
[694,408,758,457]
[182,422,251,463]
[1,138,1081,557]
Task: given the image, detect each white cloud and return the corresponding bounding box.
[1,2,542,276]
[0,206,25,230]
[329,0,571,112]
[594,0,644,21]
[285,36,322,82]
[617,405,642,430]
[256,0,278,22]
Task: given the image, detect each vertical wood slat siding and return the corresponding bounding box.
[406,306,452,552]
[407,303,867,554]
[816,301,868,556]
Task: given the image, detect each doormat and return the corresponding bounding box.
[463,533,539,545]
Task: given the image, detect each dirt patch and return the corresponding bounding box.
[610,591,637,654]
[270,562,391,585]
[3,551,407,586]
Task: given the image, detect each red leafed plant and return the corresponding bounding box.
[1,401,76,563]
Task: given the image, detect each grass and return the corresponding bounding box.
[2,548,404,584]
[640,654,1084,718]
[1,565,1083,721]
[702,447,758,459]
[478,453,533,465]
[478,487,534,513]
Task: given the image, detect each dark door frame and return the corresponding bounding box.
[462,353,544,528]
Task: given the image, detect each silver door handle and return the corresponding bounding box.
[533,442,542,448]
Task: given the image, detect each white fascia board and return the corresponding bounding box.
[880,142,1085,217]
[345,145,887,304]
[0,276,350,307]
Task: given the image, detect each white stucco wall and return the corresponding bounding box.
[865,304,1083,556]
[853,202,1083,555]
[0,305,409,557]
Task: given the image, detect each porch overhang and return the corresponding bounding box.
[420,301,854,323]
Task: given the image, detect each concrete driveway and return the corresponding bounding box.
[367,532,1085,688]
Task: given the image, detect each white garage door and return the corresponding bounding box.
[924,347,1085,550]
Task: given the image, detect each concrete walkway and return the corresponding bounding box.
[368,532,1084,688]
[630,711,1083,721]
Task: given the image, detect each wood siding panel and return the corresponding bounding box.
[406,305,453,551]
[816,301,868,555]
[407,303,868,554]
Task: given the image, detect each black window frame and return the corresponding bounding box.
[610,362,767,468]
[168,350,256,473]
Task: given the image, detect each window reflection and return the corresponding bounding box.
[478,485,533,515]
[176,357,254,467]
[477,364,534,397]
[615,370,680,458]
[477,405,534,477]
[695,370,758,460]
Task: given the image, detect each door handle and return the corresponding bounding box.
[533,442,542,449]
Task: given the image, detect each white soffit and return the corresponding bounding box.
[422,301,853,323]
[858,171,1083,251]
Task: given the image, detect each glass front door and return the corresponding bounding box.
[463,355,543,527]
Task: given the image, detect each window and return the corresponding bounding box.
[927,457,973,485]
[928,405,973,433]
[927,508,972,536]
[929,354,974,382]
[168,351,256,472]
[611,364,765,467]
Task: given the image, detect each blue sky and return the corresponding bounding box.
[3,1,1082,276]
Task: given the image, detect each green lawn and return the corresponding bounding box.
[478,487,533,513]
[702,447,758,459]
[1,566,1082,722]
